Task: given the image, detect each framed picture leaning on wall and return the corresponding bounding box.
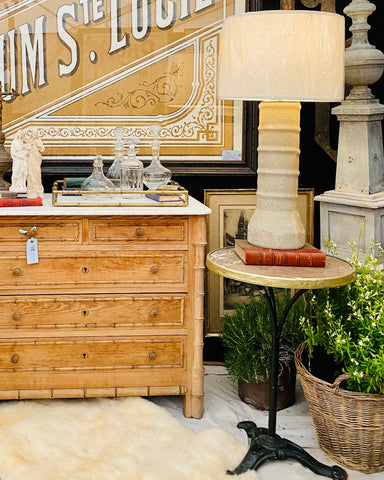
[204,188,314,336]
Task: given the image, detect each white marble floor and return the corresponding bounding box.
[151,365,383,480]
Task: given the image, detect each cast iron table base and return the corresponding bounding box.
[227,287,348,479]
[227,421,347,480]
[206,249,355,480]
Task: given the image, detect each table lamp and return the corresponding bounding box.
[218,10,345,249]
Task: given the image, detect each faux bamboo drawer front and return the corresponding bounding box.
[88,218,187,247]
[0,252,187,292]
[0,218,82,246]
[0,295,186,329]
[0,208,208,419]
[0,337,185,371]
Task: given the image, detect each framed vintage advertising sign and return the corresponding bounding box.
[0,0,246,168]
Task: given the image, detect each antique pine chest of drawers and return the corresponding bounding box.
[0,195,210,418]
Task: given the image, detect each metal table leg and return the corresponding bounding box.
[227,287,348,480]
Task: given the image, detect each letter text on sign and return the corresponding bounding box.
[57,3,80,77]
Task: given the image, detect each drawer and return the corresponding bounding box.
[88,217,188,247]
[0,218,82,246]
[0,251,187,292]
[0,295,186,329]
[0,337,185,371]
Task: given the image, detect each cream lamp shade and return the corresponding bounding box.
[218,10,345,249]
[218,11,345,102]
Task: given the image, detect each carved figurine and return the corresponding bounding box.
[9,129,28,192]
[26,128,45,198]
[9,128,44,198]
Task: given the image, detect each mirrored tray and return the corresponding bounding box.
[52,180,189,207]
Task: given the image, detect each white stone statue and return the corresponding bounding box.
[9,130,28,192]
[10,128,44,198]
[26,128,45,198]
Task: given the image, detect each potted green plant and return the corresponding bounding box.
[221,289,306,411]
[296,240,384,473]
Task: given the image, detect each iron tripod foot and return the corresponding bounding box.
[227,421,347,480]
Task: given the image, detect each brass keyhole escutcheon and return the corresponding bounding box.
[150,308,159,318]
[11,353,20,364]
[150,265,159,274]
[12,267,21,277]
[148,351,157,361]
[13,311,21,321]
[82,310,89,317]
[135,228,144,237]
[82,352,89,359]
[82,266,89,274]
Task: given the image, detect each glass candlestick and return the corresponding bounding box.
[107,126,126,188]
[121,137,143,199]
[143,123,172,190]
[82,154,115,191]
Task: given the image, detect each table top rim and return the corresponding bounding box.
[206,247,356,289]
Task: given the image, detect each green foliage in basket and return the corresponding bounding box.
[300,240,384,394]
[221,290,306,384]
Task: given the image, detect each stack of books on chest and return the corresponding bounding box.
[0,191,42,207]
[234,239,326,267]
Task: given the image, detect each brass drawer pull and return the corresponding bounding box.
[150,308,159,318]
[12,312,21,321]
[12,267,22,277]
[148,351,157,361]
[135,228,144,237]
[150,265,159,274]
[11,353,20,364]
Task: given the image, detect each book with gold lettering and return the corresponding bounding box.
[234,239,326,267]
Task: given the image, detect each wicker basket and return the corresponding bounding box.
[295,342,384,474]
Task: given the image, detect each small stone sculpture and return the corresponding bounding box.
[26,128,45,198]
[10,128,44,198]
[9,130,28,192]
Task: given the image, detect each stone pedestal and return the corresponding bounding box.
[318,97,384,259]
[332,100,384,195]
[316,189,384,258]
[317,0,384,259]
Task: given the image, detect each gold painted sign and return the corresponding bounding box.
[0,0,241,160]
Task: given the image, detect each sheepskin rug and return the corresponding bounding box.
[0,396,259,480]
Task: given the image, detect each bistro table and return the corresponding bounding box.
[206,247,356,480]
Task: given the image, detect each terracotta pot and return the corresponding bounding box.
[238,357,296,411]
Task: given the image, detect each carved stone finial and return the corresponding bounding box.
[317,0,384,258]
[331,0,384,195]
[344,0,384,100]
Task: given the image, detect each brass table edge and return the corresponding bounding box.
[52,180,189,207]
[206,248,356,290]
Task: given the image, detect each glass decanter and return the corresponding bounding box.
[121,137,143,199]
[143,123,172,190]
[81,154,115,191]
[107,126,126,188]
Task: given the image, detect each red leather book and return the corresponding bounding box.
[234,239,326,267]
[0,198,43,207]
